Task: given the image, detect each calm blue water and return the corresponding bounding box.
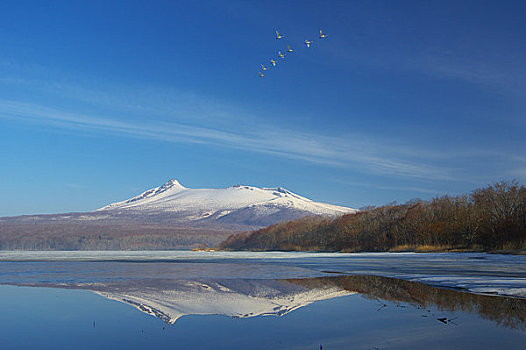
[1,251,526,349]
[0,284,525,350]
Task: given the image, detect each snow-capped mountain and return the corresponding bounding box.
[0,179,357,250]
[96,179,357,227]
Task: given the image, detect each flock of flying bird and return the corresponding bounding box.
[258,29,328,77]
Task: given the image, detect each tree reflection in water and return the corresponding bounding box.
[288,275,526,331]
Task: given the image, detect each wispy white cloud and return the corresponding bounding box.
[507,167,526,182]
[0,72,252,128]
[414,53,526,98]
[0,66,521,184]
[66,183,84,189]
[330,178,441,195]
[325,33,526,100]
[0,98,457,180]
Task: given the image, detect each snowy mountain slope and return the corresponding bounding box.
[0,179,357,250]
[96,179,357,227]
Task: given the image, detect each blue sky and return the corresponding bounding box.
[1,0,525,216]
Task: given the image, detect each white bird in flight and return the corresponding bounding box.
[276,30,284,39]
[261,64,267,71]
[305,40,312,47]
[278,51,285,58]
[319,30,328,38]
[287,45,293,53]
[258,72,264,77]
[270,59,276,66]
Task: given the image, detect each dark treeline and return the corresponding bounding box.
[218,180,526,252]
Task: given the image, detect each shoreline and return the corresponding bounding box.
[0,248,524,256]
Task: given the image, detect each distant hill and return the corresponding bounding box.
[0,179,356,250]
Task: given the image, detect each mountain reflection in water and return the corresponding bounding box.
[15,275,526,330]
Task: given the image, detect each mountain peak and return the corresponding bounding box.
[97,179,357,222]
[163,179,185,189]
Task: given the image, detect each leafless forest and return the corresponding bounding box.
[219,181,526,253]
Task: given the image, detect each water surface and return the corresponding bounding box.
[1,251,525,296]
[1,251,525,349]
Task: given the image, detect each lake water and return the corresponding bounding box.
[1,251,525,349]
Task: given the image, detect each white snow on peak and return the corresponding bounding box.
[98,179,186,210]
[164,179,185,189]
[96,179,357,217]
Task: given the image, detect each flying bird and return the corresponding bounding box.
[287,45,293,53]
[276,30,284,39]
[278,51,285,58]
[305,40,312,47]
[319,30,328,38]
[261,64,267,71]
[270,59,276,66]
[258,72,264,77]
